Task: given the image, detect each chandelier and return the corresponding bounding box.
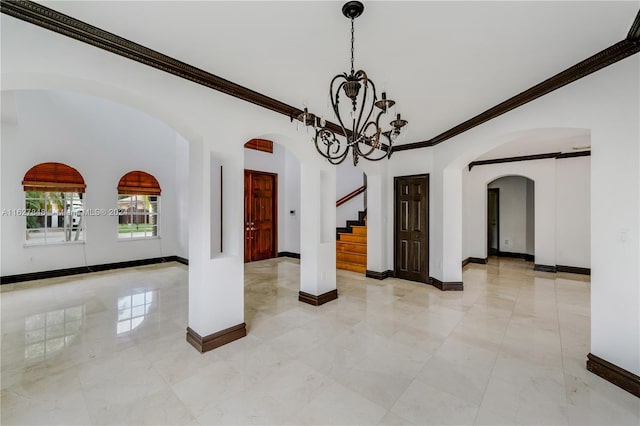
[297,1,407,166]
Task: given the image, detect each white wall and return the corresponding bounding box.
[488,175,533,255]
[284,149,301,254]
[175,134,189,259]
[556,156,590,268]
[243,141,300,254]
[1,90,185,276]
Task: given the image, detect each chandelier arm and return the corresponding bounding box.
[327,149,350,165]
[354,121,391,161]
[371,107,395,155]
[357,72,377,138]
[330,76,353,142]
[354,139,390,161]
[313,128,348,162]
[361,120,381,149]
[353,70,375,141]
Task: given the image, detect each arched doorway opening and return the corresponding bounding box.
[486,175,535,262]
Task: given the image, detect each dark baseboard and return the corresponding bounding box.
[587,353,640,398]
[557,265,590,275]
[498,251,535,261]
[175,256,189,266]
[462,257,488,267]
[298,289,338,306]
[467,259,590,275]
[186,323,247,353]
[534,264,558,273]
[1,256,182,285]
[365,270,394,280]
[277,251,300,259]
[429,277,464,291]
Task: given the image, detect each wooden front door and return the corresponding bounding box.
[394,174,429,283]
[244,170,277,262]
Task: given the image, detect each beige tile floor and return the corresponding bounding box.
[1,257,638,425]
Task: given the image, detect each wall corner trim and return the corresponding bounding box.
[186,323,247,353]
[556,265,590,275]
[534,264,558,273]
[462,257,488,267]
[365,270,395,280]
[175,256,189,266]
[298,289,338,306]
[429,277,464,291]
[586,353,640,398]
[277,252,301,259]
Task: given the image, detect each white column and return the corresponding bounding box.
[365,173,385,273]
[442,168,463,283]
[299,162,337,302]
[187,142,245,350]
[590,56,640,376]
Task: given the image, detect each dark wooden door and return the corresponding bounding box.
[487,188,499,255]
[244,170,277,262]
[394,174,429,283]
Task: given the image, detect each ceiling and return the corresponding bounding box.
[37,1,638,156]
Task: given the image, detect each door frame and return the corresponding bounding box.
[487,187,500,256]
[393,173,429,283]
[244,169,278,262]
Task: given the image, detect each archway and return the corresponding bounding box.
[486,175,535,262]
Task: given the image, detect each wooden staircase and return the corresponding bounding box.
[336,210,367,273]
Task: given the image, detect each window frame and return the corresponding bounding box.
[117,193,160,240]
[24,191,85,246]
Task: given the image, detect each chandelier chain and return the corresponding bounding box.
[350,18,355,74]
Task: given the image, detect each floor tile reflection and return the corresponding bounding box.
[1,258,638,425]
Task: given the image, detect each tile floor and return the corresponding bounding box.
[1,257,638,425]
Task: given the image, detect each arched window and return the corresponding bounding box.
[117,171,161,239]
[22,162,86,244]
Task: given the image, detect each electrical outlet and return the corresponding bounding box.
[504,239,510,245]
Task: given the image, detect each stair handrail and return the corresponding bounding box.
[336,184,366,208]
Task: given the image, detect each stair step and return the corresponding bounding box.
[339,233,367,243]
[337,251,366,265]
[351,225,367,235]
[336,261,366,274]
[336,241,367,254]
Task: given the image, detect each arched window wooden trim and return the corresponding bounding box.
[244,138,273,153]
[22,162,86,193]
[117,171,161,196]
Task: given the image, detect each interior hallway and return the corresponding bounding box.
[1,259,638,425]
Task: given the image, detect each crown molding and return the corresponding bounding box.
[0,0,348,134]
[394,34,640,153]
[627,8,640,42]
[468,150,590,170]
[2,1,638,155]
